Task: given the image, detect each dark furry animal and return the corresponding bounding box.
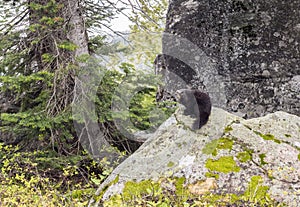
[175,89,211,129]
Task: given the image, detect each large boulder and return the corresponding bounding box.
[157,0,300,118]
[89,107,300,206]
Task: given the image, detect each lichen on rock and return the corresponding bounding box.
[89,108,300,206]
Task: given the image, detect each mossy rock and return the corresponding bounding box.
[205,156,240,173]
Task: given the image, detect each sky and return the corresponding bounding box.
[108,0,134,32]
[110,12,132,32]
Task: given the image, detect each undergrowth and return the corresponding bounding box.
[0,143,115,206]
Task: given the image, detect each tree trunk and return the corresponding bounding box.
[28,0,90,151]
[64,0,89,59]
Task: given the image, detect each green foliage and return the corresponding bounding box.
[129,88,160,130]
[0,71,53,89]
[72,58,175,152]
[95,69,123,123]
[88,35,106,53]
[0,143,117,206]
[0,0,120,153]
[243,176,271,205]
[58,41,78,51]
[0,0,79,152]
[29,0,63,13]
[103,176,281,206]
[95,62,174,133]
[0,0,173,205]
[0,69,73,144]
[122,180,161,201]
[104,178,189,206]
[174,177,190,202]
[130,0,168,32]
[104,0,169,70]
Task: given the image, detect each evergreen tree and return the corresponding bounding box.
[0,0,170,155]
[0,0,115,153]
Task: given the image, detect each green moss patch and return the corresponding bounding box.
[205,172,220,179]
[217,137,234,150]
[167,161,175,167]
[202,137,234,156]
[259,154,268,165]
[205,156,240,173]
[202,139,219,155]
[254,131,281,144]
[237,151,252,163]
[224,125,233,133]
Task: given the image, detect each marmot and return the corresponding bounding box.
[175,89,211,129]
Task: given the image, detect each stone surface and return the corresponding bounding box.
[90,107,300,206]
[157,0,300,118]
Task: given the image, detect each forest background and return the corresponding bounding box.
[0,0,170,205]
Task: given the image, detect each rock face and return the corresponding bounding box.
[90,108,300,206]
[156,0,300,118]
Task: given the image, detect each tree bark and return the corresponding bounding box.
[64,0,89,59]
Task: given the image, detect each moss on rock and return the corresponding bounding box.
[205,172,220,179]
[254,131,281,144]
[237,151,252,163]
[205,156,240,173]
[259,153,268,165]
[202,137,234,156]
[103,175,281,206]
